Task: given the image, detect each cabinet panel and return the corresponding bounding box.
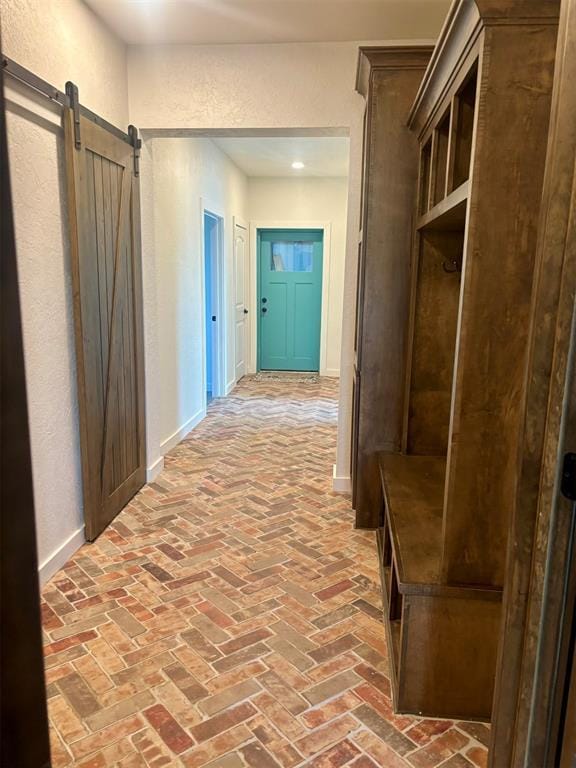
[352,47,432,528]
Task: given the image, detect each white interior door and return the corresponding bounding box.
[234,221,248,381]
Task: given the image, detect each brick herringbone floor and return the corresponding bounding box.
[42,377,490,767]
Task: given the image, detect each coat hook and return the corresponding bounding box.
[442,257,462,274]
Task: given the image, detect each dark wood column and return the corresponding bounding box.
[0,65,52,768]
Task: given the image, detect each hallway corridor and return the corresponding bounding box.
[41,377,489,768]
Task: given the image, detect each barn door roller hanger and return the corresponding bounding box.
[2,55,141,174]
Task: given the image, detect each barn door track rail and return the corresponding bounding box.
[2,55,141,174]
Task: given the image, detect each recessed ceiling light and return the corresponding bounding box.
[291,161,305,169]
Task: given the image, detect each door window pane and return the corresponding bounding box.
[271,241,313,272]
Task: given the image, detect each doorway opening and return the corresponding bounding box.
[203,209,225,405]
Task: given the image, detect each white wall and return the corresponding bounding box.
[143,138,248,479]
[247,176,348,376]
[2,0,129,127]
[128,42,364,132]
[3,0,129,583]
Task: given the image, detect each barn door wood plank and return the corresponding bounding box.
[101,168,132,495]
[65,111,146,541]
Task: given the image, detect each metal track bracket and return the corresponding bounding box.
[65,81,81,149]
[128,125,142,177]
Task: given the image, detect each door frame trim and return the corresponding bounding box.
[249,220,333,376]
[200,199,226,403]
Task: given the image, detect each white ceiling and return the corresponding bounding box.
[211,136,350,177]
[83,0,449,45]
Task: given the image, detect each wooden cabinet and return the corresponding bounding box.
[351,46,432,528]
[377,454,501,719]
[361,0,560,719]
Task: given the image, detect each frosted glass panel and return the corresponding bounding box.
[271,241,313,272]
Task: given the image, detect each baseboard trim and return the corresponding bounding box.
[322,368,340,378]
[146,456,165,483]
[38,526,85,586]
[225,378,236,395]
[160,408,206,455]
[333,465,351,493]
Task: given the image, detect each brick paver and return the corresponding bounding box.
[42,376,490,766]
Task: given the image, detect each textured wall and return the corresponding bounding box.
[247,175,349,375]
[3,0,129,581]
[128,42,363,131]
[1,0,129,127]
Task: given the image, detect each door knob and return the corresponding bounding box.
[211,315,216,322]
[262,307,268,314]
[243,308,249,314]
[262,297,267,303]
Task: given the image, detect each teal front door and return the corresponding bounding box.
[258,229,323,371]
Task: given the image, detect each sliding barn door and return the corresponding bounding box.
[65,113,146,541]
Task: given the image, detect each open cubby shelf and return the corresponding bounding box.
[432,109,451,206]
[407,225,464,457]
[418,65,478,217]
[417,180,468,231]
[451,67,477,190]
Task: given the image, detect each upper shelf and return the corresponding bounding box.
[417,180,469,231]
[416,61,477,220]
